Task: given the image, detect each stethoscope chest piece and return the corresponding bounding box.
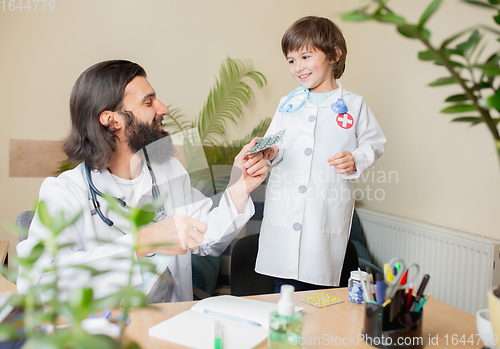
[331,98,348,114]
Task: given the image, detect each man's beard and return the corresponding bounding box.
[122,112,175,164]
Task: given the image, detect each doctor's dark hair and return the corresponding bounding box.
[282,16,347,79]
[63,60,147,171]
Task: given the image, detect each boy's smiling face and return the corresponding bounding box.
[287,47,337,93]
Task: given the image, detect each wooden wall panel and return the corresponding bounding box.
[9,140,192,178]
[9,139,66,178]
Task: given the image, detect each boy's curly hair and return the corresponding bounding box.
[282,16,347,79]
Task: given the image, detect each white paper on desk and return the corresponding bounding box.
[148,295,304,349]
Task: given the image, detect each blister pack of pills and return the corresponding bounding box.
[247,130,286,155]
[300,292,344,308]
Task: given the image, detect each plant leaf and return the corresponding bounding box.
[70,265,112,277]
[163,106,192,134]
[472,81,493,91]
[397,25,419,39]
[397,24,430,40]
[55,158,80,175]
[133,206,156,228]
[70,287,94,310]
[0,324,18,342]
[196,57,267,146]
[455,30,481,56]
[463,0,498,9]
[37,201,52,229]
[487,88,500,112]
[341,10,373,21]
[441,104,477,113]
[418,49,439,61]
[374,13,406,24]
[419,0,443,28]
[475,64,500,75]
[440,28,471,49]
[27,242,45,264]
[446,94,469,102]
[451,116,483,125]
[429,77,461,86]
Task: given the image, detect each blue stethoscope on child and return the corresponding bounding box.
[278,81,348,114]
[85,147,166,231]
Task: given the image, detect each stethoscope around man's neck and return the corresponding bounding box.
[85,147,166,230]
[278,80,348,114]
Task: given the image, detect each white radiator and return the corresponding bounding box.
[356,207,500,315]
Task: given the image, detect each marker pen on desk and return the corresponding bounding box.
[366,267,377,302]
[357,268,376,303]
[415,294,430,312]
[410,274,430,311]
[204,309,261,327]
[406,283,414,311]
[214,320,222,349]
[376,273,385,305]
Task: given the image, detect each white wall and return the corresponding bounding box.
[335,0,500,240]
[1,0,498,262]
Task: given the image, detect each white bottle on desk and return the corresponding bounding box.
[268,285,303,349]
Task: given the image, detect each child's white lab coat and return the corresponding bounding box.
[255,84,386,286]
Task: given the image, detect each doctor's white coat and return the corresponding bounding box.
[255,85,386,286]
[17,158,253,301]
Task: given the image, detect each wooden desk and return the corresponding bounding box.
[0,242,16,294]
[124,288,481,348]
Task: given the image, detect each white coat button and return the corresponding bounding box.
[304,148,313,156]
[308,115,315,122]
[293,223,302,231]
[298,185,307,193]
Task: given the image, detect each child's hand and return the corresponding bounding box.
[262,145,278,161]
[328,151,356,174]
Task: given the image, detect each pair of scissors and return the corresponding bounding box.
[384,257,420,299]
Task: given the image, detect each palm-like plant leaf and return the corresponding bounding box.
[204,117,272,166]
[196,57,267,146]
[162,106,192,134]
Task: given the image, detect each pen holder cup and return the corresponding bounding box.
[362,301,423,349]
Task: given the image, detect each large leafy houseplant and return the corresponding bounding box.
[0,198,159,348]
[342,0,500,168]
[163,57,270,194]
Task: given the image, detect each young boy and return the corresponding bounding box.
[255,16,386,291]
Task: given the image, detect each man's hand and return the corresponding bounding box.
[227,138,269,213]
[328,151,356,174]
[136,216,207,257]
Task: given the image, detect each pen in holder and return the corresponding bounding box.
[362,294,423,349]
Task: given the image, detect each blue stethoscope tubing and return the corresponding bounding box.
[85,162,125,227]
[85,148,165,228]
[277,81,346,114]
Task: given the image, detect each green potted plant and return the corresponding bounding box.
[342,0,500,168]
[0,198,159,348]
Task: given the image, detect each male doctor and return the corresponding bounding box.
[16,60,268,302]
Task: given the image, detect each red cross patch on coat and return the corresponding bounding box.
[336,113,354,129]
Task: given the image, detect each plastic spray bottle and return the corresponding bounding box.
[268,285,303,348]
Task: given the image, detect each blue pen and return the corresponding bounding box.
[204,309,262,327]
[376,273,385,305]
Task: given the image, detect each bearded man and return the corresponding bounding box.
[16,60,267,302]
